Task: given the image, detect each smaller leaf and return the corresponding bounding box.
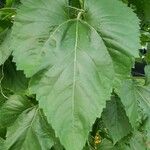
[119,79,150,128]
[0,137,5,150]
[102,94,132,144]
[0,30,12,65]
[136,85,150,116]
[5,107,55,150]
[119,80,140,128]
[0,94,31,128]
[0,59,29,93]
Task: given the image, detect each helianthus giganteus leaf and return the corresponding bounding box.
[11,0,140,149]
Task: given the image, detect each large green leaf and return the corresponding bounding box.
[11,0,140,77]
[102,95,132,143]
[29,19,114,150]
[0,94,31,128]
[12,0,68,76]
[11,0,140,149]
[120,79,150,128]
[5,107,55,150]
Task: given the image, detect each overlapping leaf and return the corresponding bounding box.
[0,30,12,65]
[0,6,16,64]
[0,94,32,128]
[102,95,131,143]
[119,79,150,128]
[0,59,29,93]
[5,107,55,150]
[11,0,140,149]
[128,0,150,23]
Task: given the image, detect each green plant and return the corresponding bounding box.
[0,0,150,149]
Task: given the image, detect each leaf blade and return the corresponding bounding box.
[102,95,132,143]
[5,107,55,150]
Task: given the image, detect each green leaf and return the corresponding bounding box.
[128,0,150,24]
[84,0,140,79]
[143,0,150,23]
[0,59,29,93]
[119,80,140,128]
[136,85,150,116]
[0,30,12,65]
[11,0,140,149]
[102,95,131,143]
[145,65,150,85]
[143,118,150,149]
[5,107,55,150]
[0,127,6,139]
[0,7,15,65]
[29,20,114,150]
[0,94,32,128]
[0,137,5,150]
[129,131,146,150]
[119,80,150,128]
